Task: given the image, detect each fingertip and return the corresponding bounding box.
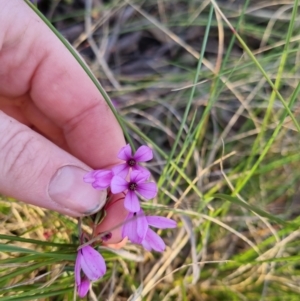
[95,195,128,244]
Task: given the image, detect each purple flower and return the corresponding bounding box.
[75,246,106,297]
[77,276,90,298]
[142,215,177,252]
[122,209,177,252]
[83,169,114,190]
[112,144,153,178]
[111,170,157,212]
[142,228,166,252]
[122,211,148,244]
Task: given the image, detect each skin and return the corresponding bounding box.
[96,195,128,245]
[0,0,126,241]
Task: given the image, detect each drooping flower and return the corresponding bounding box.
[142,215,177,252]
[122,209,177,252]
[83,169,114,190]
[77,276,90,298]
[112,144,153,178]
[142,228,166,252]
[122,211,148,244]
[111,170,157,212]
[75,245,106,297]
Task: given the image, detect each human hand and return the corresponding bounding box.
[0,0,125,217]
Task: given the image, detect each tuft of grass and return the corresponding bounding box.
[2,0,300,300]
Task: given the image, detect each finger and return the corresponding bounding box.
[0,111,106,217]
[20,98,69,150]
[95,195,128,244]
[0,102,69,152]
[0,104,30,126]
[0,1,125,169]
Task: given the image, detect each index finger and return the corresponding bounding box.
[0,0,125,168]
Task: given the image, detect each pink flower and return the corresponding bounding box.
[77,276,90,298]
[111,170,157,212]
[142,215,177,252]
[112,144,153,178]
[83,169,114,190]
[122,211,148,244]
[75,246,106,297]
[122,209,177,252]
[142,228,166,252]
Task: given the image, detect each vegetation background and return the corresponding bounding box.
[1,0,300,300]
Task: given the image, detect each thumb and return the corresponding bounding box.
[0,111,106,217]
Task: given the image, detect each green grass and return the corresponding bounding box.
[2,0,300,300]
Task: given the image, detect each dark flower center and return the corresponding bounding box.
[128,159,136,167]
[102,232,112,241]
[129,182,137,191]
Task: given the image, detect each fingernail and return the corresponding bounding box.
[49,165,106,215]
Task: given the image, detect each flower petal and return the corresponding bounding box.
[141,236,152,251]
[111,176,128,193]
[80,246,106,281]
[122,212,134,239]
[133,145,153,162]
[133,165,151,176]
[83,170,100,183]
[117,144,132,161]
[136,210,148,243]
[142,228,166,252]
[112,163,129,178]
[84,170,113,189]
[94,170,113,179]
[137,182,157,199]
[92,170,113,189]
[77,277,90,298]
[146,216,177,229]
[74,250,82,287]
[130,170,150,183]
[124,191,140,212]
[122,211,148,243]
